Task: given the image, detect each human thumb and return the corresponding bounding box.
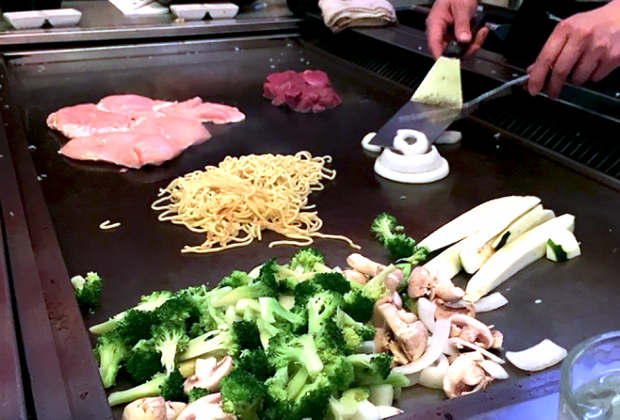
[453,7,472,43]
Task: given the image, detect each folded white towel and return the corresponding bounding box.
[319,0,396,32]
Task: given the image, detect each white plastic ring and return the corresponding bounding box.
[361,132,382,153]
[393,129,429,156]
[376,146,444,174]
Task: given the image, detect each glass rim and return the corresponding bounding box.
[560,330,620,415]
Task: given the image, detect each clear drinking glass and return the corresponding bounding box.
[559,331,620,420]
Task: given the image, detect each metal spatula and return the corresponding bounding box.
[369,8,488,149]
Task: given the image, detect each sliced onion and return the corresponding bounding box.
[417,297,436,333]
[449,337,505,365]
[352,401,380,420]
[357,341,376,354]
[362,133,382,153]
[474,292,508,313]
[418,354,449,389]
[376,406,404,419]
[393,319,450,375]
[479,359,509,380]
[506,339,567,372]
[442,341,458,356]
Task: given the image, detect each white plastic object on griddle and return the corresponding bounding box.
[373,129,450,184]
[361,132,382,153]
[435,130,462,145]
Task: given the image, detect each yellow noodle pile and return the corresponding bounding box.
[152,151,360,254]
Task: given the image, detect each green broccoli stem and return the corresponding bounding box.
[287,368,309,400]
[108,373,166,406]
[99,350,125,389]
[178,331,223,361]
[89,293,172,335]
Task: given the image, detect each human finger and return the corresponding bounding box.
[426,13,450,59]
[527,27,570,95]
[569,52,601,86]
[546,36,585,98]
[451,2,474,43]
[465,27,489,56]
[591,59,618,81]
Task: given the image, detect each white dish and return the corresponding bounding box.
[41,9,82,27]
[3,11,46,30]
[171,4,208,20]
[204,3,239,19]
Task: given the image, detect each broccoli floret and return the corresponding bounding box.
[220,369,268,420]
[307,292,341,336]
[346,353,408,387]
[334,309,375,352]
[399,246,429,265]
[236,349,275,381]
[152,322,190,375]
[89,290,173,335]
[188,387,210,403]
[125,339,164,384]
[180,319,262,361]
[315,317,348,354]
[219,270,252,288]
[290,248,326,273]
[293,281,321,308]
[108,369,185,406]
[94,331,128,388]
[71,272,102,313]
[362,265,396,301]
[153,293,202,333]
[267,332,324,378]
[341,289,374,323]
[116,308,161,348]
[322,353,355,393]
[258,297,305,333]
[314,272,351,295]
[401,293,418,314]
[182,285,228,335]
[293,374,333,420]
[371,213,416,260]
[212,260,279,308]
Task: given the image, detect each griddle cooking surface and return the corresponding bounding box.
[7,37,620,419]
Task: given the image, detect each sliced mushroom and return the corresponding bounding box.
[123,397,187,420]
[443,352,492,399]
[376,302,409,334]
[392,291,403,309]
[433,299,476,320]
[177,394,234,420]
[407,267,438,298]
[346,253,385,276]
[183,356,233,394]
[342,269,368,285]
[449,314,494,349]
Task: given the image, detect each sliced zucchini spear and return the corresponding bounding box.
[464,214,576,303]
[419,196,525,253]
[546,229,581,262]
[458,197,542,274]
[423,240,465,282]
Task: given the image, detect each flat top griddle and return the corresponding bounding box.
[4,34,620,420]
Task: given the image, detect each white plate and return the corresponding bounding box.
[41,9,82,27]
[171,4,208,20]
[3,11,46,30]
[204,3,239,19]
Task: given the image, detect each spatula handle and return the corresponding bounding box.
[443,7,488,58]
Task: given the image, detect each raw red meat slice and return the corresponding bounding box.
[47,104,133,138]
[60,133,184,169]
[97,95,158,117]
[157,98,246,124]
[131,116,211,148]
[263,70,341,113]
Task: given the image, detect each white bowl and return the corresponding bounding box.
[171,4,208,20]
[3,11,46,30]
[204,3,239,19]
[41,9,82,27]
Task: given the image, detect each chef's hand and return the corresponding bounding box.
[527,0,620,98]
[426,0,489,60]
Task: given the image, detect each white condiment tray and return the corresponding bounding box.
[204,3,239,19]
[3,11,46,30]
[41,9,82,27]
[3,8,82,29]
[170,4,209,20]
